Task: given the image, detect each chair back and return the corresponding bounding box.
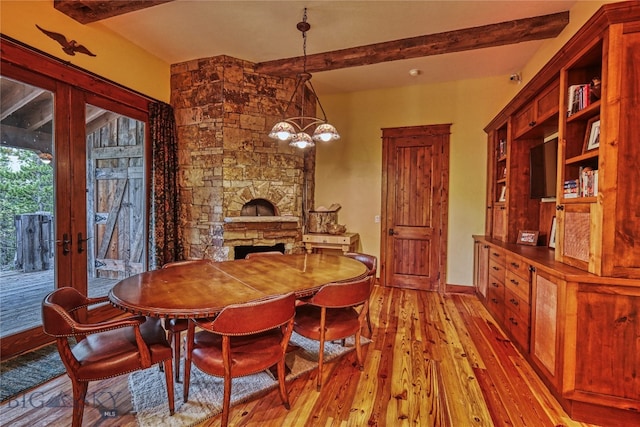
[202,292,296,336]
[344,252,377,277]
[42,287,89,337]
[310,276,372,308]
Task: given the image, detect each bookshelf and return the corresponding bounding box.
[476,3,640,425]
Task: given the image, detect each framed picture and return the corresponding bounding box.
[517,230,539,246]
[549,216,557,249]
[583,116,600,152]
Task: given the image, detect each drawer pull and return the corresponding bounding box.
[492,252,501,257]
[510,279,519,286]
[492,266,500,271]
[491,298,498,303]
[491,282,499,288]
[509,298,519,306]
[510,262,519,268]
[509,317,518,325]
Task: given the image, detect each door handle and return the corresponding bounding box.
[56,233,71,255]
[388,228,395,236]
[77,232,91,253]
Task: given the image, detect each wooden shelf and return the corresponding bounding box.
[565,150,598,165]
[566,100,600,122]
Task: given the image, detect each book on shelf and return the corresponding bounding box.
[563,179,579,198]
[567,83,591,117]
[579,167,598,197]
[498,139,506,158]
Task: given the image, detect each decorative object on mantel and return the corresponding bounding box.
[326,223,347,235]
[308,204,341,233]
[35,25,96,57]
[268,8,340,148]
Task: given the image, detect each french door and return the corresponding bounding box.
[0,39,149,357]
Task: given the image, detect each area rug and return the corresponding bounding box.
[129,332,370,427]
[0,343,65,402]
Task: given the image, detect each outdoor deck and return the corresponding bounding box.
[0,269,117,338]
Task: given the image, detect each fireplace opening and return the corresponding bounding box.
[240,198,278,216]
[234,243,285,260]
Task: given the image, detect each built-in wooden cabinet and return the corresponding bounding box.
[512,78,560,139]
[475,3,640,425]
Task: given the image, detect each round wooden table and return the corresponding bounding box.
[108,253,368,318]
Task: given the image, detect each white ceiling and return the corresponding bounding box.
[94,0,577,94]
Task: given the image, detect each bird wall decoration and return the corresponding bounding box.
[36,25,96,57]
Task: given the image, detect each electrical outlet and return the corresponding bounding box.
[374,215,380,223]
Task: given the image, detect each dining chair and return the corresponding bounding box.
[293,275,372,391]
[41,287,175,427]
[183,292,297,427]
[162,259,212,382]
[344,252,378,333]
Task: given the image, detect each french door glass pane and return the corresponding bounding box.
[85,104,146,298]
[0,77,55,337]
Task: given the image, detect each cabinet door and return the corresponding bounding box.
[473,241,489,298]
[530,268,562,388]
[492,204,507,241]
[512,103,535,139]
[556,203,597,272]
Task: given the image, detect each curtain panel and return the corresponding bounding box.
[148,102,183,269]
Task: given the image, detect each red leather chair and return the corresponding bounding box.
[344,252,378,333]
[161,259,212,382]
[42,287,174,427]
[293,276,372,390]
[183,292,296,427]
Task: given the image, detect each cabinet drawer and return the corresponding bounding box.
[489,247,505,265]
[505,307,530,352]
[505,269,530,302]
[489,259,506,280]
[487,281,505,323]
[505,287,530,320]
[506,254,530,281]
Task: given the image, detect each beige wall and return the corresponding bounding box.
[0,0,169,102]
[315,0,614,287]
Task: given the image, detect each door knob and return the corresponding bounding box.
[77,232,91,253]
[56,233,71,255]
[388,229,395,236]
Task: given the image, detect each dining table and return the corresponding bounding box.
[108,253,369,319]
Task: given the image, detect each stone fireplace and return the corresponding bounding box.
[170,55,315,260]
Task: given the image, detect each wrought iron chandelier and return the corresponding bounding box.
[268,8,340,149]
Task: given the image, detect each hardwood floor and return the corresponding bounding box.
[0,285,599,427]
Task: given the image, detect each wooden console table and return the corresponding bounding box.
[303,233,359,254]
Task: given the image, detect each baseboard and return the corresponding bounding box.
[445,284,475,294]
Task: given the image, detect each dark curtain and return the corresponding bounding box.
[148,102,183,269]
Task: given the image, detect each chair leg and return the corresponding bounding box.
[70,381,88,427]
[316,336,325,391]
[277,358,290,410]
[173,331,181,383]
[162,359,175,415]
[221,376,232,427]
[366,309,372,334]
[355,329,364,371]
[183,350,192,402]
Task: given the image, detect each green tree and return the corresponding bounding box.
[0,147,54,269]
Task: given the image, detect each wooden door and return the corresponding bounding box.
[381,124,450,291]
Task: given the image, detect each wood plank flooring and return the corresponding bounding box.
[0,285,599,426]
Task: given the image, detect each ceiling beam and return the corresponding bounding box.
[256,11,569,76]
[54,0,175,24]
